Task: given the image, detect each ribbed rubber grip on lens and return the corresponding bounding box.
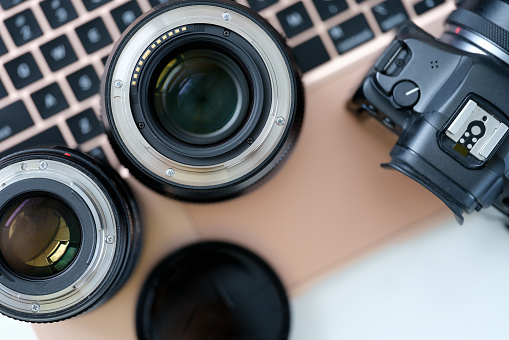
[446,8,509,54]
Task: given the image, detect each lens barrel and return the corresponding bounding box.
[443,0,509,64]
[0,148,141,323]
[102,0,304,202]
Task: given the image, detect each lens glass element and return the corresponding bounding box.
[152,49,249,145]
[0,194,81,278]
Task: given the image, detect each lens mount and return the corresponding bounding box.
[0,148,141,323]
[102,0,304,201]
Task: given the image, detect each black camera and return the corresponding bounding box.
[350,0,509,222]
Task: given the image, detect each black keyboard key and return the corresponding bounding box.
[0,101,33,142]
[88,146,107,163]
[414,0,445,15]
[0,36,7,56]
[4,9,43,46]
[82,0,110,11]
[293,36,330,73]
[277,2,313,38]
[31,83,69,119]
[312,0,348,21]
[0,0,24,10]
[66,66,100,101]
[67,109,103,144]
[0,80,7,99]
[5,53,43,89]
[329,14,374,54]
[111,1,142,33]
[149,0,168,6]
[0,126,66,158]
[40,35,78,72]
[247,0,278,12]
[372,0,409,33]
[75,17,113,54]
[40,0,78,29]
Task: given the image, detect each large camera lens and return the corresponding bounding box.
[0,148,141,323]
[443,0,509,64]
[102,0,304,201]
[0,195,81,279]
[152,49,249,145]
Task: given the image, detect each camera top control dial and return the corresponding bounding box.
[391,80,420,108]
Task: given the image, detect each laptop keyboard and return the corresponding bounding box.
[0,0,451,164]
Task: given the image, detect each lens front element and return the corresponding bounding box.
[0,195,80,278]
[152,49,249,145]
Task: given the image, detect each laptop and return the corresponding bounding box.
[0,0,454,338]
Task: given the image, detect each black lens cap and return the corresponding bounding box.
[136,242,290,340]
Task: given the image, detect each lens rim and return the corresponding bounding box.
[131,24,272,166]
[0,148,142,323]
[102,0,304,200]
[0,179,95,294]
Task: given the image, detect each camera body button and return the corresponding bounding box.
[392,80,420,108]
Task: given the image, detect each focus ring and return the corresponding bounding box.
[446,8,509,54]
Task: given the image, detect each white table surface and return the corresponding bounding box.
[2,208,509,339]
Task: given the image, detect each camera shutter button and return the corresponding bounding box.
[392,80,420,108]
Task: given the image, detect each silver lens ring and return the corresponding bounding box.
[103,0,304,201]
[0,148,141,322]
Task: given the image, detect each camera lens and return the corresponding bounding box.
[151,49,249,145]
[102,0,304,201]
[136,242,290,340]
[0,148,141,323]
[443,0,509,64]
[0,195,81,279]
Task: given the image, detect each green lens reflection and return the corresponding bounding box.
[152,49,249,145]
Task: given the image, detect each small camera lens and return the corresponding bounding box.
[0,195,81,279]
[151,49,249,145]
[0,148,141,323]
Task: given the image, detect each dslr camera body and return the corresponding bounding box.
[351,0,509,222]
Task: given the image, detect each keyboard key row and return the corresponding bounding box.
[3,3,138,55]
[0,106,103,155]
[4,51,100,99]
[0,125,106,160]
[0,126,65,159]
[289,0,413,73]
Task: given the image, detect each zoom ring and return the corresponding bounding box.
[446,8,509,54]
